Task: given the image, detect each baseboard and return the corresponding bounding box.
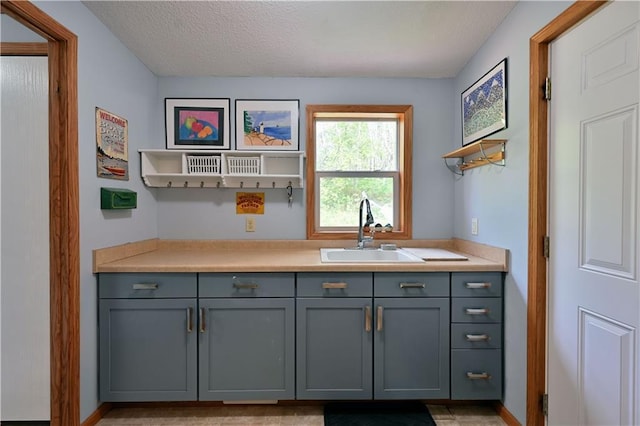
[81,402,113,426]
[494,401,521,426]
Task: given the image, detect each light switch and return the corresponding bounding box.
[246,217,256,232]
[471,218,478,235]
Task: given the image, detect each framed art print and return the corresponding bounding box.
[165,98,230,150]
[461,58,508,146]
[235,99,299,150]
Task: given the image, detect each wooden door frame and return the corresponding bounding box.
[527,1,607,425]
[1,1,79,425]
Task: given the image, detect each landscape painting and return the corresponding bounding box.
[461,58,507,146]
[235,100,299,150]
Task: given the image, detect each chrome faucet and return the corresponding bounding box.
[357,198,376,249]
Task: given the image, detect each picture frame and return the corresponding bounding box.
[165,98,230,150]
[461,58,508,146]
[235,99,300,151]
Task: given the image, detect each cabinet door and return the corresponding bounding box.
[99,298,197,401]
[296,298,373,399]
[373,298,450,399]
[198,298,295,401]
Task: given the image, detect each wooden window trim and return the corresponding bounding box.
[0,42,48,56]
[305,104,412,240]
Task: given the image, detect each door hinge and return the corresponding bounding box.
[542,393,549,416]
[544,77,551,100]
[543,236,550,258]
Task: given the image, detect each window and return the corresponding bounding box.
[306,105,412,240]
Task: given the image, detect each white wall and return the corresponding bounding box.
[0,56,49,421]
[156,77,455,239]
[451,1,571,423]
[30,1,160,421]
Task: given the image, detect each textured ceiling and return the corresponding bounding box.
[83,1,517,78]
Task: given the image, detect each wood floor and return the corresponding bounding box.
[96,404,507,425]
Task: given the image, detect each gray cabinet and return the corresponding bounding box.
[296,272,451,400]
[296,272,373,399]
[98,273,198,402]
[373,272,450,399]
[198,273,295,401]
[450,272,503,400]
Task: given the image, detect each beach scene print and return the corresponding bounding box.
[242,110,292,147]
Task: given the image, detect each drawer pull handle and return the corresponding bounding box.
[467,372,492,380]
[465,282,492,289]
[322,282,348,289]
[132,283,158,290]
[376,306,383,332]
[399,282,425,289]
[365,306,371,332]
[465,308,490,315]
[233,283,259,289]
[199,308,206,333]
[465,334,489,342]
[187,307,193,333]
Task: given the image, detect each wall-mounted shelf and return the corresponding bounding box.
[140,149,305,189]
[442,139,507,175]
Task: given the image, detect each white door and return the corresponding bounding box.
[548,1,639,425]
[0,56,50,420]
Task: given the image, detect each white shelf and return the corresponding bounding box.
[140,149,305,188]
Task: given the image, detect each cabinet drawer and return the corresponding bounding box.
[374,272,449,297]
[451,324,502,349]
[451,349,502,400]
[199,273,294,297]
[451,272,502,297]
[451,298,502,323]
[98,273,197,299]
[297,272,372,297]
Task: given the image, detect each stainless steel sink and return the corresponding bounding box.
[320,248,425,263]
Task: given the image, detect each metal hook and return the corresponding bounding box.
[216,181,221,188]
[256,182,260,188]
[240,181,244,188]
[184,181,188,188]
[272,182,276,188]
[200,181,204,188]
[167,181,172,188]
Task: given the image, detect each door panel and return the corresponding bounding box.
[548,1,639,424]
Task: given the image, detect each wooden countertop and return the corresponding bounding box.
[93,239,508,273]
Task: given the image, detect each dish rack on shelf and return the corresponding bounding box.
[226,156,260,175]
[187,155,221,174]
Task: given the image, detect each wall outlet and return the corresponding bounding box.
[471,217,478,235]
[245,217,256,232]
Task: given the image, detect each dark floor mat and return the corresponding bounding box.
[323,401,436,426]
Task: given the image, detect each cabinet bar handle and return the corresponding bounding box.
[465,334,489,342]
[199,308,206,333]
[465,308,490,315]
[465,282,491,289]
[233,283,259,289]
[322,282,348,289]
[466,372,492,380]
[399,282,426,289]
[132,283,158,290]
[187,307,193,333]
[376,306,383,331]
[365,306,371,332]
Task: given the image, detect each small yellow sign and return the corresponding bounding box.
[236,192,265,214]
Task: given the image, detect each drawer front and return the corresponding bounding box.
[451,323,502,349]
[199,273,295,297]
[374,272,449,297]
[451,298,502,323]
[297,272,372,297]
[451,272,503,297]
[451,349,502,400]
[98,273,197,299]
